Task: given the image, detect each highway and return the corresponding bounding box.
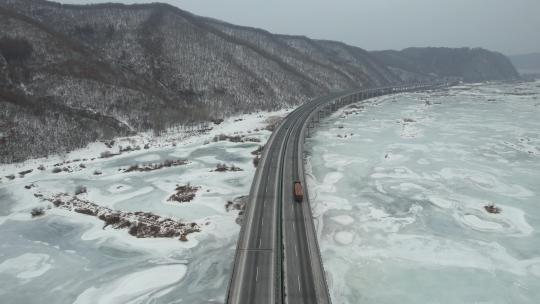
[226,82,452,304]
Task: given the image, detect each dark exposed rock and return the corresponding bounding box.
[225,197,247,212]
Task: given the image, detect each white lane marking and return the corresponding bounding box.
[256,267,259,282]
[261,217,264,226]
[259,239,262,248]
[295,245,298,257]
[297,275,301,292]
[292,222,295,233]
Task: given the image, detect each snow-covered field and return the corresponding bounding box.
[0,109,290,303]
[306,81,540,303]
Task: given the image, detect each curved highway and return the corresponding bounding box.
[226,83,451,304]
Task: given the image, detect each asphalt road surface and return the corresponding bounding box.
[226,83,449,304]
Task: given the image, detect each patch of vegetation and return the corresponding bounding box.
[348,104,364,110]
[47,194,200,241]
[30,207,44,217]
[167,183,199,203]
[119,145,140,153]
[212,134,260,143]
[484,203,501,214]
[74,208,96,216]
[124,159,188,173]
[214,163,243,172]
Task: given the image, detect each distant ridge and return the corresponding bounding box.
[372,47,518,82]
[508,53,540,74]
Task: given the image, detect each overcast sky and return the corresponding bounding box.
[59,0,540,55]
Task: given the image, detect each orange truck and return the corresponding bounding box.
[293,181,304,202]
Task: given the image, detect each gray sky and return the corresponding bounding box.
[59,0,540,55]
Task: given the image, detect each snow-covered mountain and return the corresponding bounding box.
[0,0,519,163]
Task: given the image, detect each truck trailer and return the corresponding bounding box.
[293,181,303,202]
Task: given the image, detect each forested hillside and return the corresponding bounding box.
[0,0,519,163]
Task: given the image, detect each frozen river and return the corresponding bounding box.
[2,81,539,303]
[306,81,540,303]
[0,110,288,303]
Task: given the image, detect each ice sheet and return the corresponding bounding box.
[306,81,540,303]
